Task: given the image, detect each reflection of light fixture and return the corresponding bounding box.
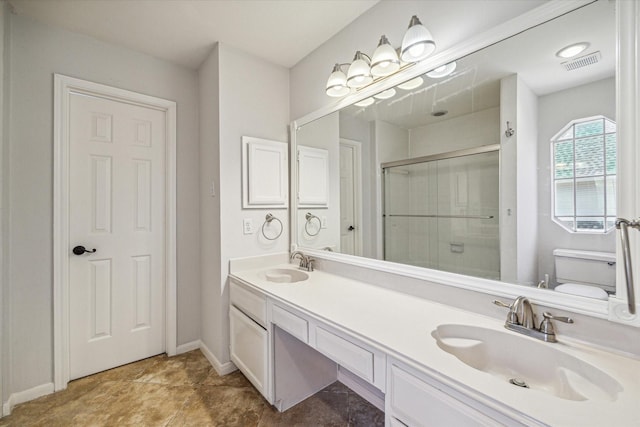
[325,63,350,97]
[401,15,436,62]
[556,42,590,58]
[371,35,401,77]
[373,88,396,100]
[325,14,437,98]
[426,62,457,78]
[354,97,375,107]
[347,51,373,88]
[397,77,424,90]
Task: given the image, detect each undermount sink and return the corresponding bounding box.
[262,268,309,283]
[432,324,622,402]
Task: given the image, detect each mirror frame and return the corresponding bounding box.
[290,0,640,325]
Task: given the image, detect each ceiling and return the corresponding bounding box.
[343,0,615,129]
[8,0,380,69]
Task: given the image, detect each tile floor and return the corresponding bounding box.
[0,350,385,426]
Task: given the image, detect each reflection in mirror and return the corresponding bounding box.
[294,1,616,299]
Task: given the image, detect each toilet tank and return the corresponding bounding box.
[553,249,616,292]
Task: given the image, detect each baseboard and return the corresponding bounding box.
[2,382,55,416]
[176,340,201,355]
[199,341,237,376]
[337,367,385,412]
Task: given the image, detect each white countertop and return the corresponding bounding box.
[230,263,640,427]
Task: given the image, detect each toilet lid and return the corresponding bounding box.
[555,283,608,300]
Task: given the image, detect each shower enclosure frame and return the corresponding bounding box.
[381,143,501,275]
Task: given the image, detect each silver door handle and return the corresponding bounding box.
[616,218,638,315]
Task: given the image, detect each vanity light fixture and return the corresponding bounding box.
[556,42,590,58]
[426,61,457,78]
[371,35,401,77]
[325,14,436,98]
[347,51,374,88]
[400,15,436,62]
[325,63,351,97]
[373,88,396,100]
[354,97,375,107]
[397,76,424,90]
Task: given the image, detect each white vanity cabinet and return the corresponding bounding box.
[229,279,271,402]
[386,359,533,427]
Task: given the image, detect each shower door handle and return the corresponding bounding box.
[616,218,639,315]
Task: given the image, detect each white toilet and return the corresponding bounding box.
[553,248,615,300]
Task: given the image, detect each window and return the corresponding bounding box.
[552,116,616,233]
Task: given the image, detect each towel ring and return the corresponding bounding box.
[305,212,321,237]
[261,213,283,241]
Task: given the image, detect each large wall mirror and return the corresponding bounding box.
[292,0,634,317]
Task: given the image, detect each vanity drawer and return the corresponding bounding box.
[315,326,374,383]
[230,279,267,327]
[272,304,309,343]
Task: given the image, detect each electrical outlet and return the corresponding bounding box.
[321,216,327,229]
[243,218,254,234]
[210,180,216,197]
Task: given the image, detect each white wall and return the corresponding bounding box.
[4,14,201,398]
[409,107,500,157]
[500,75,539,285]
[0,0,7,410]
[296,112,340,251]
[537,78,616,286]
[198,45,222,362]
[289,0,546,120]
[214,43,289,363]
[373,120,409,259]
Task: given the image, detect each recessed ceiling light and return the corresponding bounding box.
[426,62,457,78]
[556,42,590,59]
[397,77,424,90]
[354,97,375,107]
[373,88,396,100]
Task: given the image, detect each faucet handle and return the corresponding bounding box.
[542,312,574,324]
[539,312,574,337]
[493,299,518,324]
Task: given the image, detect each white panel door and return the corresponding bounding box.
[68,93,166,380]
[340,144,356,255]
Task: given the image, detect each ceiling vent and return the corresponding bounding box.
[562,51,601,71]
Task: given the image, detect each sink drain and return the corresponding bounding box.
[509,378,529,388]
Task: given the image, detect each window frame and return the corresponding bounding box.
[550,115,616,234]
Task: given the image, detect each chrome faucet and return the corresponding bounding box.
[493,297,573,343]
[290,251,314,272]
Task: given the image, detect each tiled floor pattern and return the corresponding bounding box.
[0,350,385,426]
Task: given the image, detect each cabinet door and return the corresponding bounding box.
[298,145,329,207]
[389,364,499,427]
[230,305,270,402]
[241,136,288,209]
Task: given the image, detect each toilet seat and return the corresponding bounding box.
[554,283,608,300]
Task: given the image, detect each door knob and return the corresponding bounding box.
[348,225,355,231]
[73,245,97,256]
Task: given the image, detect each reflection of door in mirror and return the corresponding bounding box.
[339,139,362,256]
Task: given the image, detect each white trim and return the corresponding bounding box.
[199,340,238,376]
[53,74,178,391]
[176,340,201,355]
[2,382,54,416]
[609,0,640,325]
